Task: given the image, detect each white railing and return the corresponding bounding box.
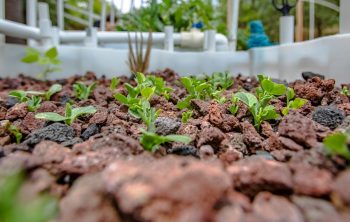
[0,1,229,52]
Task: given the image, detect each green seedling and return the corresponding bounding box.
[27,96,42,112]
[208,72,233,91]
[2,121,23,144]
[177,76,211,109]
[341,86,350,97]
[110,77,120,91]
[9,84,62,102]
[130,100,160,132]
[146,75,173,100]
[256,75,287,107]
[0,171,58,222]
[139,128,192,152]
[229,95,239,115]
[181,110,193,123]
[35,103,96,126]
[44,84,62,100]
[73,82,96,100]
[235,92,280,130]
[282,88,307,116]
[21,47,61,80]
[323,132,350,162]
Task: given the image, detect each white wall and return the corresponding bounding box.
[1,34,350,84]
[0,44,250,79]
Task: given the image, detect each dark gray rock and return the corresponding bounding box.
[60,94,71,105]
[61,137,83,147]
[312,106,345,130]
[6,97,19,108]
[167,145,198,157]
[24,123,75,146]
[81,124,100,141]
[302,72,325,81]
[155,117,181,136]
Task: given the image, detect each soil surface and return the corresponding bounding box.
[1,70,350,222]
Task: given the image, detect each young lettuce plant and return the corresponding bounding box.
[27,96,42,112]
[21,47,61,80]
[323,132,350,162]
[208,72,233,91]
[177,76,211,109]
[234,92,280,130]
[110,77,120,91]
[35,103,96,126]
[9,84,62,102]
[73,82,96,100]
[282,88,307,116]
[140,129,192,152]
[341,86,350,97]
[228,95,239,115]
[181,110,193,123]
[1,120,23,144]
[256,75,287,107]
[146,75,173,100]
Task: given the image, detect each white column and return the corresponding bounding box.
[309,0,315,39]
[38,2,53,47]
[164,26,174,52]
[84,27,98,47]
[57,0,64,30]
[206,30,216,52]
[227,0,240,51]
[340,0,350,34]
[100,0,107,31]
[88,0,94,29]
[110,0,116,25]
[280,16,294,45]
[0,0,5,44]
[27,0,38,46]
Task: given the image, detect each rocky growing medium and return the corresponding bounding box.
[0,70,349,222]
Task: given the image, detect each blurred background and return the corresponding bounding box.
[4,0,340,49]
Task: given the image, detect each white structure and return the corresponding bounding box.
[0,0,349,84]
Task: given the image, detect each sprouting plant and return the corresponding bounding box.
[0,171,58,222]
[2,120,23,144]
[177,76,211,109]
[110,77,120,91]
[9,84,62,102]
[229,95,239,115]
[139,129,192,152]
[256,75,287,107]
[35,103,96,126]
[146,75,173,100]
[341,86,350,97]
[234,92,280,130]
[9,90,40,103]
[208,72,233,91]
[73,82,96,100]
[44,84,62,100]
[282,88,307,116]
[323,132,350,162]
[181,110,193,123]
[27,96,42,112]
[128,31,152,74]
[132,100,160,132]
[21,47,61,80]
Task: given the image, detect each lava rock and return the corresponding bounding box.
[24,123,75,146]
[60,94,71,105]
[302,72,325,81]
[61,137,83,147]
[154,117,181,136]
[167,145,198,157]
[312,106,345,130]
[81,124,100,141]
[5,97,19,108]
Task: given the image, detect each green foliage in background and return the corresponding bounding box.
[39,0,340,50]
